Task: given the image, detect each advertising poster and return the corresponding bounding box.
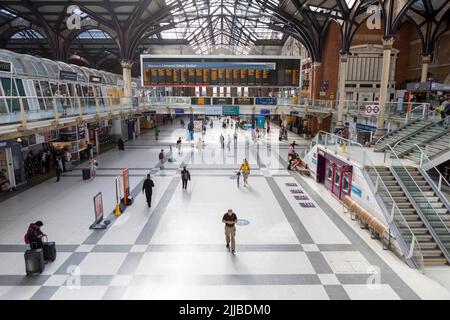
[93,192,104,223]
[122,169,130,199]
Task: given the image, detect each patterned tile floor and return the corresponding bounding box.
[0,120,449,300]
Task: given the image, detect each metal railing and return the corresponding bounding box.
[310,130,424,270]
[0,95,142,126]
[312,130,367,167]
[415,144,450,193]
[386,145,450,263]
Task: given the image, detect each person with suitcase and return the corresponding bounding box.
[90,158,98,180]
[24,221,45,250]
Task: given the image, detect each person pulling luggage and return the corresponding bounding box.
[240,159,250,187]
[24,221,45,250]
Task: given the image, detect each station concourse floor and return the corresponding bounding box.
[0,120,449,300]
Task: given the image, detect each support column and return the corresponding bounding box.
[120,60,133,107]
[311,62,322,103]
[420,54,431,83]
[374,37,395,140]
[336,53,349,130]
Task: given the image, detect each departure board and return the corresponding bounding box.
[141,55,300,88]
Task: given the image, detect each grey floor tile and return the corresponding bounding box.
[324,285,350,300]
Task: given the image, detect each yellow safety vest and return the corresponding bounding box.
[241,163,250,172]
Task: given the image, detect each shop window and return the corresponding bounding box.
[327,162,333,181]
[342,175,349,194]
[334,166,340,186]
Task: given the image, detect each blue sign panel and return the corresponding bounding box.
[356,123,387,133]
[260,109,270,116]
[255,116,265,128]
[290,111,299,115]
[175,108,185,115]
[351,185,362,198]
[255,97,277,105]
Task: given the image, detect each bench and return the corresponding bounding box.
[342,195,391,249]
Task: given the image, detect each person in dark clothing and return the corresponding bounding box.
[55,157,63,182]
[181,166,191,190]
[142,174,155,208]
[26,221,45,249]
[222,209,237,254]
[117,138,125,151]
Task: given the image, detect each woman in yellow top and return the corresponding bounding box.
[240,159,250,187]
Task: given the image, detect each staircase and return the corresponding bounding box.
[374,119,433,152]
[405,132,450,163]
[391,123,448,158]
[366,166,448,266]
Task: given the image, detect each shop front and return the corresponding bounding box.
[87,119,114,155]
[315,148,353,200]
[19,130,59,184]
[0,140,20,192]
[53,125,88,164]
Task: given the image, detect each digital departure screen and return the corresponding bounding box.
[141,55,300,88]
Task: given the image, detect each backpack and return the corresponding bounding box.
[182,170,189,180]
[24,225,33,244]
[159,153,164,160]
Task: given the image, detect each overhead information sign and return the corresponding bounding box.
[0,60,12,73]
[59,70,77,81]
[141,55,300,88]
[205,106,222,115]
[234,97,254,105]
[222,106,240,116]
[256,97,277,105]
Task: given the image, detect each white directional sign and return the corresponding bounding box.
[365,104,380,116]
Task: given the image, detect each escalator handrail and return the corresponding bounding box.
[386,145,450,260]
[414,143,450,190]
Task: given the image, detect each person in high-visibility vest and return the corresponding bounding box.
[240,159,251,187]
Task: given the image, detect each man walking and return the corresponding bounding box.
[159,149,165,169]
[176,137,182,155]
[142,174,155,208]
[55,157,63,182]
[220,134,225,149]
[181,166,191,190]
[222,209,237,254]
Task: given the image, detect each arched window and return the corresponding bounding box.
[76,29,111,40]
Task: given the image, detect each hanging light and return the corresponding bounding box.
[16,137,22,143]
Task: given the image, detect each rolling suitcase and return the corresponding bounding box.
[25,248,45,276]
[42,236,56,262]
[82,168,91,180]
[65,161,73,172]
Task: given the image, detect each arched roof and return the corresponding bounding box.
[0,1,448,74]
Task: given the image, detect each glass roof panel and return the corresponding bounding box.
[76,29,112,40]
[162,0,284,54]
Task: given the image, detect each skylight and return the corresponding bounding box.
[10,29,45,40]
[162,0,283,55]
[77,29,112,40]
